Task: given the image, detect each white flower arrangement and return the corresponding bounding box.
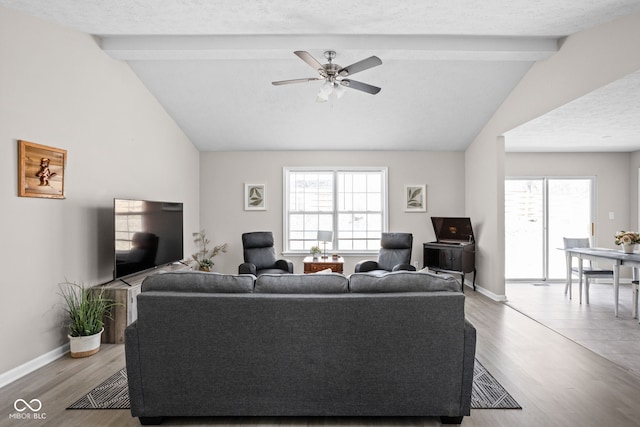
[614,231,640,246]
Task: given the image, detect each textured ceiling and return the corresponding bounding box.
[506,70,640,152]
[2,0,640,152]
[2,0,639,36]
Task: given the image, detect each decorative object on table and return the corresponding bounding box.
[317,230,333,259]
[18,140,66,199]
[59,281,114,358]
[191,230,228,271]
[404,184,426,212]
[614,230,640,254]
[244,183,266,210]
[310,245,321,259]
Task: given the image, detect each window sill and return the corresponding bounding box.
[282,252,378,258]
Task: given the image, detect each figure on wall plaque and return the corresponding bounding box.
[18,140,66,199]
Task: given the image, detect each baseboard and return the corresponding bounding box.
[0,343,69,389]
[468,283,506,302]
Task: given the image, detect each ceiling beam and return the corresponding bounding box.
[100,34,558,61]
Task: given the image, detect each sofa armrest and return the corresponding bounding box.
[392,263,416,272]
[124,321,145,417]
[354,260,379,273]
[239,262,257,275]
[461,319,477,415]
[275,259,294,273]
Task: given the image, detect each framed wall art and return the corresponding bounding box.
[244,183,266,210]
[404,184,426,212]
[18,140,67,199]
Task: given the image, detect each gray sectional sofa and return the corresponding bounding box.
[125,270,476,425]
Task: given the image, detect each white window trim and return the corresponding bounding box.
[283,166,389,256]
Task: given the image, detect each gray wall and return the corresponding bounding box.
[0,7,200,378]
[465,12,640,300]
[505,152,634,276]
[505,152,632,250]
[199,151,466,275]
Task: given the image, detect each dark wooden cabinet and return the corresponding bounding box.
[423,242,476,290]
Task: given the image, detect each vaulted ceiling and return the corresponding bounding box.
[2,0,640,152]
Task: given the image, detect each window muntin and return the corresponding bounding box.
[284,167,387,253]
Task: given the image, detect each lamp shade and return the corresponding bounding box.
[317,230,333,242]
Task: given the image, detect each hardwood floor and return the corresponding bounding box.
[2,290,640,426]
[506,280,640,375]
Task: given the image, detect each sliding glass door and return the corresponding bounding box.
[505,177,594,281]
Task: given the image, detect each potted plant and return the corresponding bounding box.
[59,281,114,358]
[310,245,322,259]
[191,229,228,271]
[614,230,640,253]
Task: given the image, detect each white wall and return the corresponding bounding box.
[465,12,640,299]
[200,151,465,275]
[631,151,640,230]
[0,7,200,377]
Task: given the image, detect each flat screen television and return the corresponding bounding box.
[114,198,184,280]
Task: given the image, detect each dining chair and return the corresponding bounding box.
[563,237,614,304]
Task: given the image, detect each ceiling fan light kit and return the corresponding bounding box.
[273,50,382,102]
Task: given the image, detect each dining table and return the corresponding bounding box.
[563,246,639,322]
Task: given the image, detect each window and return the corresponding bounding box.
[284,167,388,254]
[505,177,594,280]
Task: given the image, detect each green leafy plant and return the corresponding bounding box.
[59,281,114,337]
[310,245,321,256]
[191,229,228,271]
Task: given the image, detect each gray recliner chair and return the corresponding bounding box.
[354,232,416,275]
[238,231,293,276]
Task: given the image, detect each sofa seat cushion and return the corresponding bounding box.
[255,273,348,294]
[349,271,461,293]
[141,271,255,293]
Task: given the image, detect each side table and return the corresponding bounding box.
[303,256,344,274]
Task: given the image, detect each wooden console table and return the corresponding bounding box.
[303,256,344,274]
[95,263,190,343]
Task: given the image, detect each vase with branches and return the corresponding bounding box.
[191,230,228,271]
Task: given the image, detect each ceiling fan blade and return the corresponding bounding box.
[338,56,382,77]
[272,78,321,86]
[340,79,381,95]
[294,51,328,77]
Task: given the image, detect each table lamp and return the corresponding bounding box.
[317,230,333,259]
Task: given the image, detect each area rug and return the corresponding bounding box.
[471,360,521,409]
[68,359,521,410]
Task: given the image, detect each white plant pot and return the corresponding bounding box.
[623,244,635,254]
[69,328,103,358]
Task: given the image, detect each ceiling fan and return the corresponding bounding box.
[272,50,382,102]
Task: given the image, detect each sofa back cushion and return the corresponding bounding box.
[255,273,348,294]
[349,271,461,293]
[141,271,255,293]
